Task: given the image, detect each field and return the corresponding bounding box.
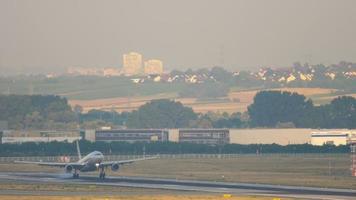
[0,182,165,194]
[1,154,355,189]
[0,195,295,200]
[69,95,243,113]
[69,87,346,113]
[114,154,356,189]
[1,76,354,113]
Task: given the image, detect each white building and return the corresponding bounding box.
[311,130,356,146]
[230,129,311,145]
[122,52,143,76]
[103,68,120,77]
[144,59,163,75]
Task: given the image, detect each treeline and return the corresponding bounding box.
[248,91,356,128]
[81,93,356,129]
[79,99,247,129]
[1,92,355,130]
[79,99,197,129]
[0,95,77,130]
[0,141,349,157]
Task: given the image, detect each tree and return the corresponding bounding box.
[0,95,77,130]
[79,110,128,125]
[24,111,43,129]
[189,117,213,128]
[127,99,197,128]
[209,66,232,82]
[326,96,356,128]
[73,105,83,115]
[248,91,313,127]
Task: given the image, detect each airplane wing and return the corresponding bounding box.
[14,160,84,169]
[100,155,159,167]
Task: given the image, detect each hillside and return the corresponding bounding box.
[1,62,355,113]
[69,87,345,113]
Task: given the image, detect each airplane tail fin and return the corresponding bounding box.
[76,140,82,160]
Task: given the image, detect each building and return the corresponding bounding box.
[67,67,104,76]
[1,136,82,144]
[0,130,81,144]
[230,129,311,145]
[122,52,143,76]
[350,140,356,177]
[229,129,356,145]
[144,59,163,75]
[177,129,229,145]
[84,129,229,145]
[311,130,356,146]
[103,68,120,77]
[92,129,169,143]
[348,133,356,145]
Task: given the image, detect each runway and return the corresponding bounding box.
[0,172,355,199]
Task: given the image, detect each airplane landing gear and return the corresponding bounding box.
[73,170,79,179]
[99,167,106,179]
[99,172,106,179]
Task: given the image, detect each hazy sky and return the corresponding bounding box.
[1,0,356,74]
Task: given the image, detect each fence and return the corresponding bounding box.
[0,154,241,162]
[0,153,347,163]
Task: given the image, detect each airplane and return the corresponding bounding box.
[14,141,158,179]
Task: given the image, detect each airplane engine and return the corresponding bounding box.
[111,163,119,171]
[65,165,73,173]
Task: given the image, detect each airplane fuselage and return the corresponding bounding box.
[77,151,104,172]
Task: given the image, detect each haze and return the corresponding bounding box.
[1,0,356,74]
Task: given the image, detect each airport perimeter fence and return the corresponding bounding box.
[0,153,346,163]
[1,154,238,162]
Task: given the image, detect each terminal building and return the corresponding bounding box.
[229,129,311,145]
[84,129,229,145]
[85,129,169,143]
[3,128,356,146]
[177,129,229,145]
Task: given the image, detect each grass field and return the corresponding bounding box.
[69,95,244,113]
[69,87,349,113]
[1,154,355,189]
[0,182,158,194]
[115,154,356,190]
[0,195,296,200]
[0,181,194,195]
[2,76,354,113]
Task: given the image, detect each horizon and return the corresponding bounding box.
[0,59,355,77]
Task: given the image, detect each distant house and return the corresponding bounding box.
[131,78,144,84]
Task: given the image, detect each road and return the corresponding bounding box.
[0,172,355,199]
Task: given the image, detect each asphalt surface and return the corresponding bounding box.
[0,172,355,199]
